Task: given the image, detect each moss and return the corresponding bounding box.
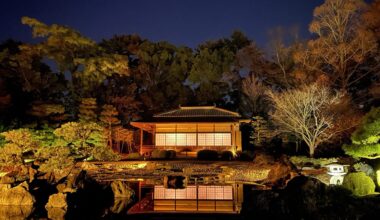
[342,172,376,196]
[125,152,142,160]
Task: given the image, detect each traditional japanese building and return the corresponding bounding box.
[131,106,246,156]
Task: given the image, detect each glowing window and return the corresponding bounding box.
[176,133,186,146]
[156,134,166,146]
[165,133,176,146]
[186,133,196,146]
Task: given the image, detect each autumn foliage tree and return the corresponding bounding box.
[295,0,378,90]
[268,83,342,157]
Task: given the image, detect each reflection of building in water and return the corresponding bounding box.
[128,183,243,214]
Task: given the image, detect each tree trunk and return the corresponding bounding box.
[309,145,315,158]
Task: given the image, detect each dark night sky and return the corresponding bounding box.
[1,0,324,49]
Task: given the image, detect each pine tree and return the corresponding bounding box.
[343,107,380,159]
[78,98,97,122]
[99,105,120,148]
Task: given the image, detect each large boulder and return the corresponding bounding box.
[45,192,68,209]
[0,204,33,220]
[110,181,134,198]
[253,153,298,188]
[0,181,35,206]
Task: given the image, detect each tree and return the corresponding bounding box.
[295,0,378,90]
[78,98,98,122]
[189,31,250,106]
[268,83,342,157]
[99,105,120,148]
[0,128,39,166]
[241,73,269,117]
[53,122,104,159]
[21,17,129,117]
[343,107,380,159]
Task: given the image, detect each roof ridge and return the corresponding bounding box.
[153,106,241,118]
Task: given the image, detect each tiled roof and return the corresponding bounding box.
[154,106,241,118]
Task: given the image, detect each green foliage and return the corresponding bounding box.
[353,162,375,180]
[125,152,142,160]
[54,122,105,159]
[189,31,250,104]
[342,172,376,196]
[37,145,74,173]
[289,156,338,168]
[0,128,39,166]
[33,125,57,147]
[91,145,120,161]
[21,16,129,93]
[343,107,380,159]
[197,150,219,160]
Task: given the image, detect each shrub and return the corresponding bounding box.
[125,152,142,160]
[197,150,218,160]
[353,162,375,180]
[91,145,121,161]
[221,151,233,161]
[289,156,338,168]
[37,146,74,173]
[342,172,376,196]
[151,149,168,159]
[167,150,176,159]
[236,151,254,161]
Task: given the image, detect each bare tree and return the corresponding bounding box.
[267,83,342,157]
[242,74,269,116]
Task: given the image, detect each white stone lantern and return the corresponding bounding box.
[325,163,349,185]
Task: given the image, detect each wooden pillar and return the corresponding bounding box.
[139,128,143,155]
[138,181,142,201]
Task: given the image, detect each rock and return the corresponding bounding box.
[0,181,35,205]
[45,193,68,209]
[28,166,37,182]
[0,175,15,184]
[56,183,66,193]
[110,181,134,198]
[46,207,66,220]
[0,183,11,191]
[0,204,33,220]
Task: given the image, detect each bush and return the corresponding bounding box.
[151,149,168,159]
[125,152,142,160]
[342,172,376,196]
[236,151,254,161]
[221,151,233,161]
[197,150,218,160]
[289,156,338,168]
[37,146,74,173]
[167,150,176,159]
[91,145,121,161]
[353,162,375,180]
